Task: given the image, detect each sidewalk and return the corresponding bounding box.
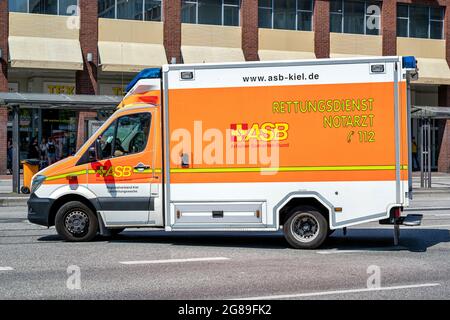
[0,175,27,207]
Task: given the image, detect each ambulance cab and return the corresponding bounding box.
[28,69,164,241]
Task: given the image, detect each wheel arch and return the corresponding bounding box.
[274,192,334,228]
[48,194,99,227]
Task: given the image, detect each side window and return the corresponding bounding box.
[114,113,152,157]
[98,120,117,159]
[97,113,152,160]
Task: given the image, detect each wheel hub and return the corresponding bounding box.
[291,213,320,243]
[65,211,89,236]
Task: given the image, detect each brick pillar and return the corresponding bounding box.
[438,86,450,173]
[241,0,259,61]
[76,112,97,150]
[445,2,450,66]
[314,0,330,58]
[382,0,396,56]
[76,0,98,95]
[164,0,182,64]
[0,0,9,174]
[436,2,450,173]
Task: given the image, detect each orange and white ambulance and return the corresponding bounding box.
[27,56,422,248]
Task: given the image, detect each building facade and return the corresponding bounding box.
[0,0,450,173]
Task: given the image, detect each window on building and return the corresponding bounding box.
[98,0,116,18]
[181,0,240,26]
[257,0,313,31]
[9,0,79,15]
[58,0,78,15]
[117,0,144,20]
[98,0,162,21]
[397,4,444,39]
[330,0,381,35]
[9,0,28,12]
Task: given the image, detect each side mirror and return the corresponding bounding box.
[88,146,97,162]
[89,139,102,162]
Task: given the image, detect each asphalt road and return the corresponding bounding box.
[0,200,449,300]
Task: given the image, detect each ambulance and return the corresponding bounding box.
[27,56,422,249]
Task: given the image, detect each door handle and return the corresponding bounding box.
[134,163,151,171]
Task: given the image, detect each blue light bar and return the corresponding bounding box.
[402,56,417,69]
[126,68,162,92]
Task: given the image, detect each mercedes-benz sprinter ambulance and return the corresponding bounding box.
[27,56,422,249]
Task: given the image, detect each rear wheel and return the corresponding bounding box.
[283,206,328,249]
[55,201,98,242]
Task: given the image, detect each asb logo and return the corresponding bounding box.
[95,166,132,178]
[230,122,289,142]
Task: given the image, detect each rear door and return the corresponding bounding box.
[87,108,160,226]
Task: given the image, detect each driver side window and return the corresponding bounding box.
[98,113,152,160]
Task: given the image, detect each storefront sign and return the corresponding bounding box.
[44,82,76,95]
[100,83,126,96]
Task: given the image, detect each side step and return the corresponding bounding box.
[400,214,423,226]
[379,214,423,226]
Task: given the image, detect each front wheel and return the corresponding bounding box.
[283,206,328,249]
[55,201,98,242]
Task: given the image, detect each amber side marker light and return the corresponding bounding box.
[335,207,343,212]
[256,210,261,218]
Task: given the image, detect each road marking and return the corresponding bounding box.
[433,214,450,217]
[406,207,450,212]
[0,267,14,271]
[235,283,441,300]
[316,247,407,254]
[120,257,230,265]
[317,249,368,254]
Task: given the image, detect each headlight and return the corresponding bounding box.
[31,175,46,194]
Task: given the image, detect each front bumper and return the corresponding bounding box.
[27,193,54,227]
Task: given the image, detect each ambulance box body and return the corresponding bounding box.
[27,56,419,249]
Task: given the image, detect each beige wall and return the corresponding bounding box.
[330,33,382,56]
[98,18,164,44]
[9,12,79,39]
[181,24,242,48]
[397,38,446,59]
[259,29,314,52]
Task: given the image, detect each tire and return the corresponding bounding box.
[55,201,98,242]
[283,206,328,249]
[21,186,30,194]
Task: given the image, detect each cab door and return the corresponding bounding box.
[87,109,161,226]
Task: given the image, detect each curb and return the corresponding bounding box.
[0,197,29,207]
[405,206,450,211]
